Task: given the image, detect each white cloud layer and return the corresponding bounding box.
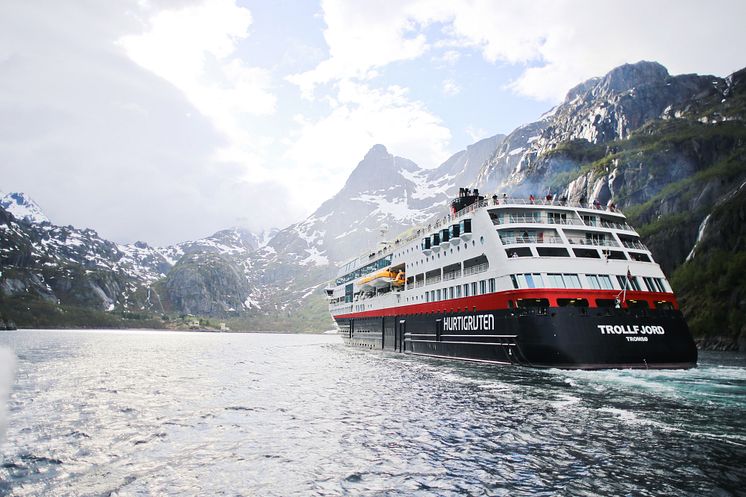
[295,0,746,102]
[0,0,300,245]
[119,0,276,169]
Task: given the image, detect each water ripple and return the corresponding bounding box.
[0,330,744,496]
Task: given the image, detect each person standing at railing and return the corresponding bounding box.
[529,194,535,204]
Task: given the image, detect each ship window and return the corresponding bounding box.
[616,275,642,291]
[654,278,668,292]
[505,247,532,258]
[488,278,496,293]
[573,248,601,258]
[557,298,589,307]
[630,252,651,262]
[603,250,627,260]
[463,284,470,297]
[449,287,454,299]
[479,280,486,294]
[521,273,544,288]
[643,277,656,292]
[586,274,600,289]
[456,286,462,298]
[547,273,565,288]
[582,215,597,226]
[563,274,582,288]
[470,282,478,295]
[547,212,568,224]
[510,275,519,289]
[537,247,570,257]
[596,299,617,308]
[437,289,442,301]
[655,301,674,310]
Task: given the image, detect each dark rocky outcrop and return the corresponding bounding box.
[162,253,250,317]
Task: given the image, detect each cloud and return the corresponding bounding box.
[119,0,276,167]
[284,80,452,206]
[0,1,299,245]
[292,0,746,102]
[442,79,461,96]
[287,0,454,98]
[465,125,488,142]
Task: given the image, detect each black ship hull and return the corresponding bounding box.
[335,306,697,369]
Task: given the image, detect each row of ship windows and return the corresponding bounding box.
[511,272,668,292]
[408,279,497,303]
[403,273,669,304]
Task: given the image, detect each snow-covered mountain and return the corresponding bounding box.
[0,197,268,315]
[266,135,504,269]
[0,192,49,224]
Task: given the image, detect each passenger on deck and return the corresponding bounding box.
[529,194,535,204]
[559,195,567,205]
[492,194,498,205]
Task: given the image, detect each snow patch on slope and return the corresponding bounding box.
[0,192,49,224]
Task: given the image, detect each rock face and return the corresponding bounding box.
[475,61,727,195]
[163,253,250,317]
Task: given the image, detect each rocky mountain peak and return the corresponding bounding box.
[596,61,669,95]
[341,144,418,195]
[364,144,390,159]
[0,192,49,224]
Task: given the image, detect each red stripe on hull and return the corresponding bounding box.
[334,288,677,320]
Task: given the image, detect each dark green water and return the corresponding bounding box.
[0,329,744,496]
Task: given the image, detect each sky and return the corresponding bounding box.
[1,0,744,246]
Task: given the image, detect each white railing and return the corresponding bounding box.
[463,263,489,276]
[443,270,461,281]
[600,220,634,231]
[568,238,620,247]
[622,240,647,250]
[500,235,564,245]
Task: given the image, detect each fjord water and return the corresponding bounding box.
[0,330,744,496]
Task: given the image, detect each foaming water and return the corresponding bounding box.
[0,330,744,496]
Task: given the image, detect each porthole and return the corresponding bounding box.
[480,236,484,244]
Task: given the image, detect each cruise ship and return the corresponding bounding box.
[326,189,697,369]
